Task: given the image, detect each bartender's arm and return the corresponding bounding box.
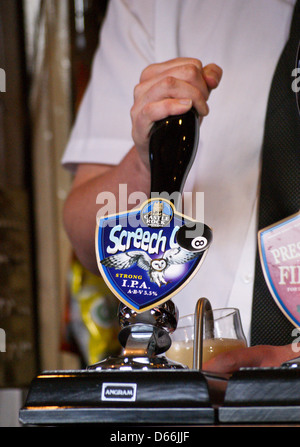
[63,58,222,275]
[63,56,297,371]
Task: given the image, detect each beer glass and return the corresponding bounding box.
[166,308,247,369]
[166,314,194,368]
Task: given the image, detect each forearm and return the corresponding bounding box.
[63,146,150,275]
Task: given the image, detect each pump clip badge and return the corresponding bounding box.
[258,212,300,328]
[96,198,212,312]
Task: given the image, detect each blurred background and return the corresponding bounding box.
[0,0,121,426]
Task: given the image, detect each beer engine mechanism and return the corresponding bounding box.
[20,108,220,425]
[19,106,300,426]
[88,107,213,372]
[88,301,182,371]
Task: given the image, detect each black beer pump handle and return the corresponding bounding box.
[148,107,200,200]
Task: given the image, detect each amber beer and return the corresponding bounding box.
[167,337,247,369]
[167,308,247,368]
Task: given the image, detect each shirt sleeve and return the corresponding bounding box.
[62,0,155,172]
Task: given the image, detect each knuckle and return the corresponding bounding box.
[141,102,152,117]
[140,63,156,82]
[194,88,204,103]
[162,75,177,89]
[133,83,142,100]
[130,104,143,128]
[183,59,202,79]
[194,93,209,115]
[183,62,202,79]
[194,84,210,109]
[202,102,210,116]
[130,104,135,120]
[189,58,203,70]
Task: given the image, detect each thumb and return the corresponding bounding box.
[203,63,223,92]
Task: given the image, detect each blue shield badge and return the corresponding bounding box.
[96,198,212,312]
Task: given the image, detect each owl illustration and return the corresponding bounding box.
[101,247,201,287]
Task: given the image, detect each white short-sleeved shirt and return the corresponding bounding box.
[62,0,295,342]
